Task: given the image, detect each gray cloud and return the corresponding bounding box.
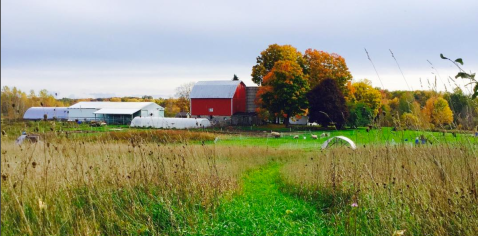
[2,0,477,98]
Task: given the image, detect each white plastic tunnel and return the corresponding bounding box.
[130,117,211,129]
[321,136,357,150]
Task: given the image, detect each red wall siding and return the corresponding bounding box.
[232,82,246,114]
[191,99,232,116]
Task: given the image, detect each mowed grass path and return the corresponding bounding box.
[196,164,328,235]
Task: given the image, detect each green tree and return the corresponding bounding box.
[307,78,348,129]
[251,44,304,85]
[444,88,478,129]
[256,60,309,127]
[232,74,239,81]
[398,92,414,115]
[347,102,373,127]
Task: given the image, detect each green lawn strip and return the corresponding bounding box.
[194,163,328,235]
[215,127,476,148]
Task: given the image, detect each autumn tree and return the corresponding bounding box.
[401,112,420,129]
[1,87,68,119]
[422,97,453,127]
[251,44,304,85]
[154,98,180,117]
[256,60,309,127]
[125,98,140,102]
[175,82,195,112]
[307,78,348,129]
[1,86,27,119]
[350,79,382,117]
[303,49,352,93]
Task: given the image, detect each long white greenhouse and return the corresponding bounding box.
[130,117,211,129]
[23,107,68,120]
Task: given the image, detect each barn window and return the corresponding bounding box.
[209,108,213,112]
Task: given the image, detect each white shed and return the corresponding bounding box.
[130,117,211,129]
[68,102,164,124]
[289,116,309,125]
[23,107,68,120]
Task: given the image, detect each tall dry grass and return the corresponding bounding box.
[0,138,285,235]
[281,144,478,235]
[0,120,217,144]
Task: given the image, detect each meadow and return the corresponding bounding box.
[1,121,477,235]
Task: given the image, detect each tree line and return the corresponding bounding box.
[253,44,478,130]
[0,83,195,119]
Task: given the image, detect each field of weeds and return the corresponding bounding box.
[1,122,477,235]
[0,137,290,235]
[281,145,478,235]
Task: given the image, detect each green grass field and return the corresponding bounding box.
[215,127,477,149]
[1,121,477,235]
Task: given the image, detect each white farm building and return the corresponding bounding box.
[23,107,68,120]
[68,102,164,125]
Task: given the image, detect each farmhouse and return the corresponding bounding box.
[23,107,68,120]
[68,102,164,124]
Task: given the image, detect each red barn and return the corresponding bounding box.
[190,80,246,117]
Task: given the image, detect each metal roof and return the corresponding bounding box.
[69,102,163,110]
[23,107,68,120]
[93,109,140,115]
[190,80,242,99]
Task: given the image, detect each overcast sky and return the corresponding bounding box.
[2,0,477,98]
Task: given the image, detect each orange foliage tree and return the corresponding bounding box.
[303,49,352,93]
[256,60,309,127]
[251,44,305,85]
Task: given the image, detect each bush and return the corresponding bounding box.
[347,102,373,127]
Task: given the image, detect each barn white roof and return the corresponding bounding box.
[190,80,241,99]
[23,107,68,120]
[69,102,163,110]
[93,109,140,115]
